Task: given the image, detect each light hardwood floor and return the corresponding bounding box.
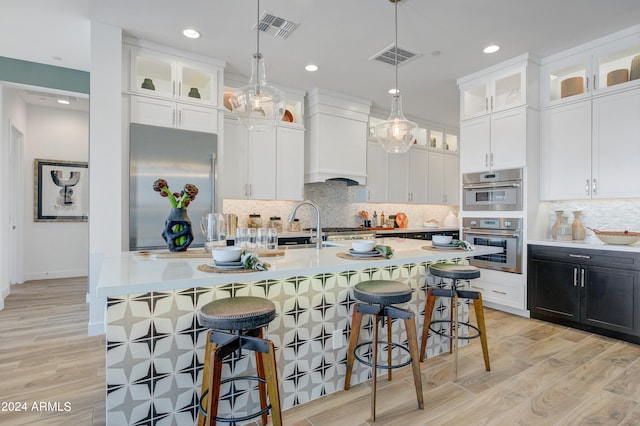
[2,278,640,425]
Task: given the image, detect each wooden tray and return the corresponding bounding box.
[256,249,285,257]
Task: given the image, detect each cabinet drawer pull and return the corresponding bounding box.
[581,269,585,288]
[491,290,507,295]
[573,268,578,287]
[586,179,590,196]
[569,254,590,259]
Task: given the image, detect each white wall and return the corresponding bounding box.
[0,87,27,309]
[88,21,123,335]
[23,104,89,280]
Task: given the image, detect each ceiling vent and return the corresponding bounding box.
[253,12,298,39]
[370,43,420,66]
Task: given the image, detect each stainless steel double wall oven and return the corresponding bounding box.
[462,168,524,274]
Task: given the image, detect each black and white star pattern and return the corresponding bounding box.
[106,262,463,424]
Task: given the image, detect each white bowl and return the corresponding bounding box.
[352,239,375,253]
[432,235,453,245]
[212,246,243,262]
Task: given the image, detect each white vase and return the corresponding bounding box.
[444,211,458,228]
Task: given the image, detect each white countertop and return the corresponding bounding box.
[528,239,640,253]
[96,237,497,297]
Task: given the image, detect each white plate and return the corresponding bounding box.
[348,249,380,257]
[431,242,460,250]
[214,260,243,267]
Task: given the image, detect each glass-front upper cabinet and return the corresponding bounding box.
[130,48,219,106]
[445,133,458,153]
[459,60,528,120]
[541,27,640,107]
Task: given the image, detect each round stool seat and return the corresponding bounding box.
[354,280,412,305]
[199,296,276,331]
[428,263,480,280]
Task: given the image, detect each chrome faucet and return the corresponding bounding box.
[288,200,323,249]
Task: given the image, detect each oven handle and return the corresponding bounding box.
[463,230,521,238]
[462,182,521,190]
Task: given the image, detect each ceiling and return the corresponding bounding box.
[2,0,640,126]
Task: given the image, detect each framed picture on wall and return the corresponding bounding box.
[34,159,88,222]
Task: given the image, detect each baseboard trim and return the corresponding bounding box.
[24,269,88,281]
[88,320,106,336]
[483,300,530,318]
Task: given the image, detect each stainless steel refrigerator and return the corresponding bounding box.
[129,123,217,250]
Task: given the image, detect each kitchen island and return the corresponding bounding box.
[97,238,500,425]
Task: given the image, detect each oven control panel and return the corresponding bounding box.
[463,217,522,231]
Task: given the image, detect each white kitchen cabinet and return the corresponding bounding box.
[459,106,527,173]
[428,152,460,205]
[541,26,640,108]
[305,89,371,185]
[276,127,305,201]
[459,53,538,121]
[124,41,223,134]
[130,95,218,133]
[129,47,219,106]
[386,147,429,204]
[541,88,640,200]
[358,141,388,202]
[220,118,276,200]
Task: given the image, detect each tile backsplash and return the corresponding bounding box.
[540,199,640,243]
[223,181,458,231]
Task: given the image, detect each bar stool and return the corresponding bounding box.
[344,280,424,422]
[419,263,490,381]
[197,296,281,426]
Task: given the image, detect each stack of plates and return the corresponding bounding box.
[212,260,245,270]
[349,248,380,258]
[431,242,459,250]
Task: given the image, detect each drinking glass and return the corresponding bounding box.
[256,228,268,251]
[235,228,247,249]
[267,227,278,250]
[247,228,257,250]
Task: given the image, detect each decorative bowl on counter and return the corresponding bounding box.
[212,246,243,262]
[352,240,375,253]
[591,229,640,245]
[432,235,453,245]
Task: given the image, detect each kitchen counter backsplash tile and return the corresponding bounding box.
[541,200,640,243]
[223,181,457,230]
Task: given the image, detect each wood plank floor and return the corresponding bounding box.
[2,278,640,425]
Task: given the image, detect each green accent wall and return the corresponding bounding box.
[0,56,89,94]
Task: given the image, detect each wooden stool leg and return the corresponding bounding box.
[371,314,381,422]
[419,288,437,361]
[344,304,363,390]
[261,340,282,426]
[387,316,393,381]
[198,331,216,426]
[404,312,424,410]
[205,345,224,426]
[473,294,491,372]
[255,329,268,425]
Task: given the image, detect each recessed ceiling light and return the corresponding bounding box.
[183,28,201,39]
[57,99,70,105]
[483,44,500,54]
[388,88,399,95]
[305,64,318,72]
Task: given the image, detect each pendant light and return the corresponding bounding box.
[375,0,418,154]
[230,0,286,132]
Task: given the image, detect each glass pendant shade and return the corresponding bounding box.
[375,94,418,153]
[230,53,286,132]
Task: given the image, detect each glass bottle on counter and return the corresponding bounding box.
[269,216,283,233]
[372,211,378,227]
[248,213,262,229]
[289,218,301,232]
[380,212,385,227]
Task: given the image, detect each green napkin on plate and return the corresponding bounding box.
[375,245,394,258]
[241,251,270,271]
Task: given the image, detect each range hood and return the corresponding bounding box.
[304,89,371,186]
